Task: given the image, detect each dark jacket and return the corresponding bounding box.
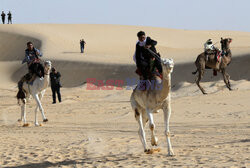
[50,72,61,87]
[135,37,157,70]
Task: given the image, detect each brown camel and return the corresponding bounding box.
[192,37,233,94]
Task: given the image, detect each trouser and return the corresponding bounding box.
[1,18,5,24]
[154,55,162,74]
[29,62,44,78]
[8,18,12,24]
[80,46,84,53]
[139,61,150,80]
[51,85,61,103]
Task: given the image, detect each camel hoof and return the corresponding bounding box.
[43,119,48,122]
[168,150,175,156]
[151,137,158,146]
[203,92,207,95]
[23,123,29,127]
[145,148,161,154]
[35,123,43,127]
[17,119,22,122]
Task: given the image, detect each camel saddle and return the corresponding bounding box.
[206,49,223,63]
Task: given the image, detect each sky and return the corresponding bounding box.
[1,0,250,32]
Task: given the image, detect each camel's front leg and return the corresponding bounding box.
[163,99,174,156]
[222,69,232,90]
[34,94,47,126]
[135,109,148,152]
[146,108,158,147]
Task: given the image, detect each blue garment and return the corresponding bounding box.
[80,46,84,53]
[22,48,42,64]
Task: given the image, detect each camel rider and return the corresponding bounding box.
[134,31,162,80]
[204,39,220,61]
[18,42,44,90]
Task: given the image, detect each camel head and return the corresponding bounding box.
[220,37,232,50]
[161,58,174,74]
[44,60,52,73]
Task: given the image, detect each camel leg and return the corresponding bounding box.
[195,67,207,94]
[146,108,158,147]
[34,93,45,126]
[135,108,148,152]
[163,99,174,156]
[22,99,29,127]
[222,69,232,90]
[18,100,24,122]
[34,105,39,126]
[34,94,47,125]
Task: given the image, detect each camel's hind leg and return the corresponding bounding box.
[221,69,232,90]
[146,108,158,147]
[135,108,149,152]
[18,99,24,122]
[21,99,29,127]
[34,105,39,126]
[195,65,207,94]
[163,98,174,156]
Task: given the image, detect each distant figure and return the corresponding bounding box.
[50,67,62,104]
[80,39,86,53]
[7,11,12,24]
[1,11,5,24]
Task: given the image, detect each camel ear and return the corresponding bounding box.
[221,37,223,40]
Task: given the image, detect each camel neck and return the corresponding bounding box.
[159,73,171,100]
[41,70,50,90]
[224,48,231,56]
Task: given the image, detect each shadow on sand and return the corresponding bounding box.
[11,54,250,88]
[62,51,82,54]
[4,153,141,168]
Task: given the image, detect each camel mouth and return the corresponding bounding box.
[44,60,52,68]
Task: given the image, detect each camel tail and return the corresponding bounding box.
[16,89,26,105]
[192,69,198,75]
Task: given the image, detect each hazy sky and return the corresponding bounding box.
[1,0,249,32]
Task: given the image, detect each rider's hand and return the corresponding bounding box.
[145,45,151,49]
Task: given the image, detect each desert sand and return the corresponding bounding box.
[0,24,249,168]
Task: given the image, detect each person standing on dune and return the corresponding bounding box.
[7,11,12,24]
[50,67,62,104]
[1,11,6,24]
[80,39,86,53]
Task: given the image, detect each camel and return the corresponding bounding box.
[192,37,233,94]
[130,58,175,156]
[16,60,52,127]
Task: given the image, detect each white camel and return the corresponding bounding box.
[130,58,174,156]
[17,60,52,127]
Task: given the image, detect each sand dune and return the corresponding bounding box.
[0,24,250,167]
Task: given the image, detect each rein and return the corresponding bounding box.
[145,48,163,63]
